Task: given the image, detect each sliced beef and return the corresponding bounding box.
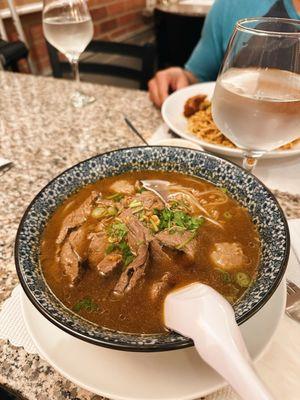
[109,180,135,195]
[119,208,152,243]
[127,231,139,254]
[89,230,122,277]
[68,225,88,258]
[60,240,82,285]
[114,243,149,296]
[150,239,171,265]
[95,198,115,208]
[156,230,198,261]
[150,272,175,301]
[136,191,164,211]
[88,231,108,268]
[122,191,164,211]
[97,254,122,276]
[56,191,99,244]
[210,242,246,270]
[58,225,88,285]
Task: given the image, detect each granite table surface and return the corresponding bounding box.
[0,71,300,400]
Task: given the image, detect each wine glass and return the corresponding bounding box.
[212,17,300,171]
[43,0,95,108]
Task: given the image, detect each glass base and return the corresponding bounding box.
[242,156,258,171]
[242,150,265,173]
[71,90,95,108]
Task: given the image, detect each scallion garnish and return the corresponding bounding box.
[223,211,232,220]
[106,193,124,202]
[73,298,98,312]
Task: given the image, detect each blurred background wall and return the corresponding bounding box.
[0,0,152,74]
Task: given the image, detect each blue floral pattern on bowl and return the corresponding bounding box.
[15,146,289,352]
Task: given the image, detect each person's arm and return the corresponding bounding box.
[185,0,227,82]
[148,0,228,108]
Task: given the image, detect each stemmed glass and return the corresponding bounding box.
[43,0,95,108]
[212,17,300,171]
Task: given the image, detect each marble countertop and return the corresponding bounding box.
[0,71,299,400]
[0,71,161,400]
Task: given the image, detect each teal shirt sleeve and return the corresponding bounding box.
[184,0,286,82]
[185,0,226,82]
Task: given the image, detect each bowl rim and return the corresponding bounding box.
[15,145,290,352]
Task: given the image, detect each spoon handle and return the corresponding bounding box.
[165,283,275,400]
[194,337,274,400]
[189,299,275,400]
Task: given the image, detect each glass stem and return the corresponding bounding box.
[242,154,258,172]
[71,60,80,89]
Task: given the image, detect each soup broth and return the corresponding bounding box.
[41,171,260,334]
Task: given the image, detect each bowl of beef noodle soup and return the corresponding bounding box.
[15,147,289,351]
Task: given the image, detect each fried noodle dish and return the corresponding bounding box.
[184,94,300,151]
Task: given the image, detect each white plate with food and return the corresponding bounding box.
[21,282,285,400]
[161,82,300,159]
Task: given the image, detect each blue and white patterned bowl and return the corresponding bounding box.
[15,146,289,352]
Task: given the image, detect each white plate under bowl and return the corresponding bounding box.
[162,82,300,159]
[21,282,285,400]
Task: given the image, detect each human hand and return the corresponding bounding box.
[148,67,197,108]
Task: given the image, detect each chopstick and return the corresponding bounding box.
[124,117,150,146]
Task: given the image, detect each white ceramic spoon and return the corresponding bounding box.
[164,283,275,400]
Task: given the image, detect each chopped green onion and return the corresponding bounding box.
[106,243,117,254]
[235,272,251,288]
[156,207,205,232]
[73,298,98,312]
[91,207,107,219]
[105,240,135,267]
[188,216,205,230]
[220,187,228,193]
[214,268,231,283]
[108,222,128,242]
[132,206,144,214]
[169,200,179,208]
[139,214,147,222]
[223,211,232,220]
[173,211,188,228]
[124,254,135,267]
[119,240,135,267]
[106,193,124,202]
[129,200,143,208]
[157,208,173,230]
[107,206,118,216]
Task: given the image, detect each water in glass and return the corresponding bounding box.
[43,0,95,108]
[211,17,300,171]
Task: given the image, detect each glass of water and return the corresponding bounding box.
[212,17,300,172]
[43,0,95,108]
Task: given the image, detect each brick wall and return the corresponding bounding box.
[1,0,151,74]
